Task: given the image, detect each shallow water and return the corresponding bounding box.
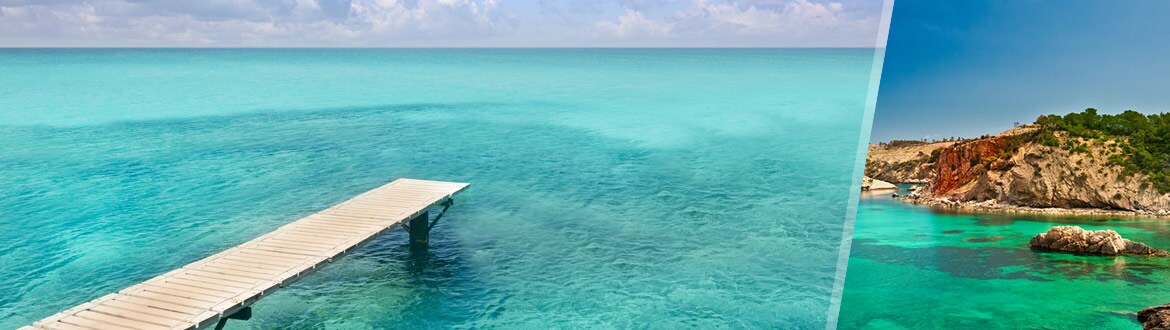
[0,49,876,328]
[840,191,1170,329]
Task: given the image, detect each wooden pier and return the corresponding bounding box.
[22,178,469,330]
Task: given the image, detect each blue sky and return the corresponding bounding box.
[871,0,1170,142]
[0,0,887,47]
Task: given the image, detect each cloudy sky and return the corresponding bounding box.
[0,0,887,47]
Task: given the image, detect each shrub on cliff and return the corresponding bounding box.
[1032,108,1170,193]
[886,140,928,148]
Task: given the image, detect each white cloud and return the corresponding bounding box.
[0,0,507,46]
[594,9,674,39]
[595,0,881,47]
[0,0,886,47]
[344,0,502,40]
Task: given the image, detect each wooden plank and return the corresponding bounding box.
[218,252,307,268]
[74,309,169,329]
[307,212,393,224]
[123,285,225,310]
[191,263,283,279]
[283,222,376,235]
[332,202,413,212]
[308,215,400,226]
[35,295,113,325]
[139,283,234,303]
[31,323,91,330]
[215,248,301,263]
[43,318,137,330]
[253,239,341,255]
[232,247,316,261]
[101,299,201,322]
[313,209,395,221]
[264,231,351,244]
[142,282,237,301]
[110,294,214,318]
[274,228,354,240]
[247,244,332,259]
[285,222,381,236]
[304,215,392,227]
[178,269,272,287]
[262,237,341,249]
[166,273,260,292]
[88,304,191,329]
[200,258,288,273]
[326,204,412,215]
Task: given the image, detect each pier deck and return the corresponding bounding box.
[22,178,469,330]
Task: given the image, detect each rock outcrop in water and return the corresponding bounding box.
[860,176,896,191]
[1139,304,1170,330]
[1029,226,1168,256]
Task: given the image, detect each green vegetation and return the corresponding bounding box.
[997,132,1031,160]
[885,140,928,149]
[1033,108,1170,193]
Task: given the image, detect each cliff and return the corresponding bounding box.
[905,125,1170,215]
[865,141,952,183]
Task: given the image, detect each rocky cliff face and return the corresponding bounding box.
[929,134,1015,195]
[903,125,1170,212]
[865,142,951,183]
[918,127,1170,213]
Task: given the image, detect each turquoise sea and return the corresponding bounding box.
[0,49,876,329]
[840,190,1170,329]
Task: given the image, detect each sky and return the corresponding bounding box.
[871,0,1170,142]
[0,0,888,47]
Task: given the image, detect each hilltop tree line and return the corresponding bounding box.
[1032,108,1170,193]
[878,136,973,149]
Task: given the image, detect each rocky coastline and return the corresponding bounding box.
[898,192,1170,218]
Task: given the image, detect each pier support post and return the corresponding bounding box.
[408,211,430,246]
[213,307,252,330]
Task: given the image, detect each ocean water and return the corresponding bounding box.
[840,191,1170,329]
[0,49,876,329]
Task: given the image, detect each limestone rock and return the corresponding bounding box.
[865,142,951,184]
[861,176,897,191]
[1138,303,1170,330]
[1029,226,1168,256]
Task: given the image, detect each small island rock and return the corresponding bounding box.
[861,176,897,191]
[1139,304,1170,330]
[1029,226,1169,256]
